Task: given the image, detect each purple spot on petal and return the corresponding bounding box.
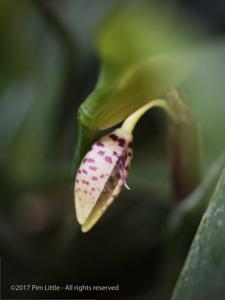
[128,142,133,148]
[78,170,81,174]
[118,138,125,147]
[96,141,104,147]
[86,158,95,163]
[105,156,113,163]
[92,176,98,181]
[113,151,119,157]
[82,180,89,185]
[109,134,118,141]
[98,150,105,156]
[89,166,97,171]
[100,174,105,178]
[82,169,87,174]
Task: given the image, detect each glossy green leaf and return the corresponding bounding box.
[171,164,225,300]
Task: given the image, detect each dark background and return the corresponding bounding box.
[1,0,225,299]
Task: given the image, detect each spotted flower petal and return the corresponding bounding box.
[74,128,133,232]
[74,98,178,232]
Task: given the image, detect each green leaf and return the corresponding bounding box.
[75,6,196,165]
[80,54,193,131]
[80,5,196,131]
[171,163,225,300]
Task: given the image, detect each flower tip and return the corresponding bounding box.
[81,216,97,233]
[81,225,89,233]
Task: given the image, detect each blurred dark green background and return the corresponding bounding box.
[1,0,225,299]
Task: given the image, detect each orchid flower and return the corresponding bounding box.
[74,99,176,232]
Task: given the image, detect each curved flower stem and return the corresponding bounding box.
[121,98,177,133]
[121,91,200,201]
[74,98,176,171]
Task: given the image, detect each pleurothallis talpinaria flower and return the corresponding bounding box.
[75,128,133,232]
[74,99,177,232]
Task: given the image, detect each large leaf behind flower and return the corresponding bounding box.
[75,6,198,163]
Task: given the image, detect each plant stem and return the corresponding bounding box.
[121,98,177,133]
